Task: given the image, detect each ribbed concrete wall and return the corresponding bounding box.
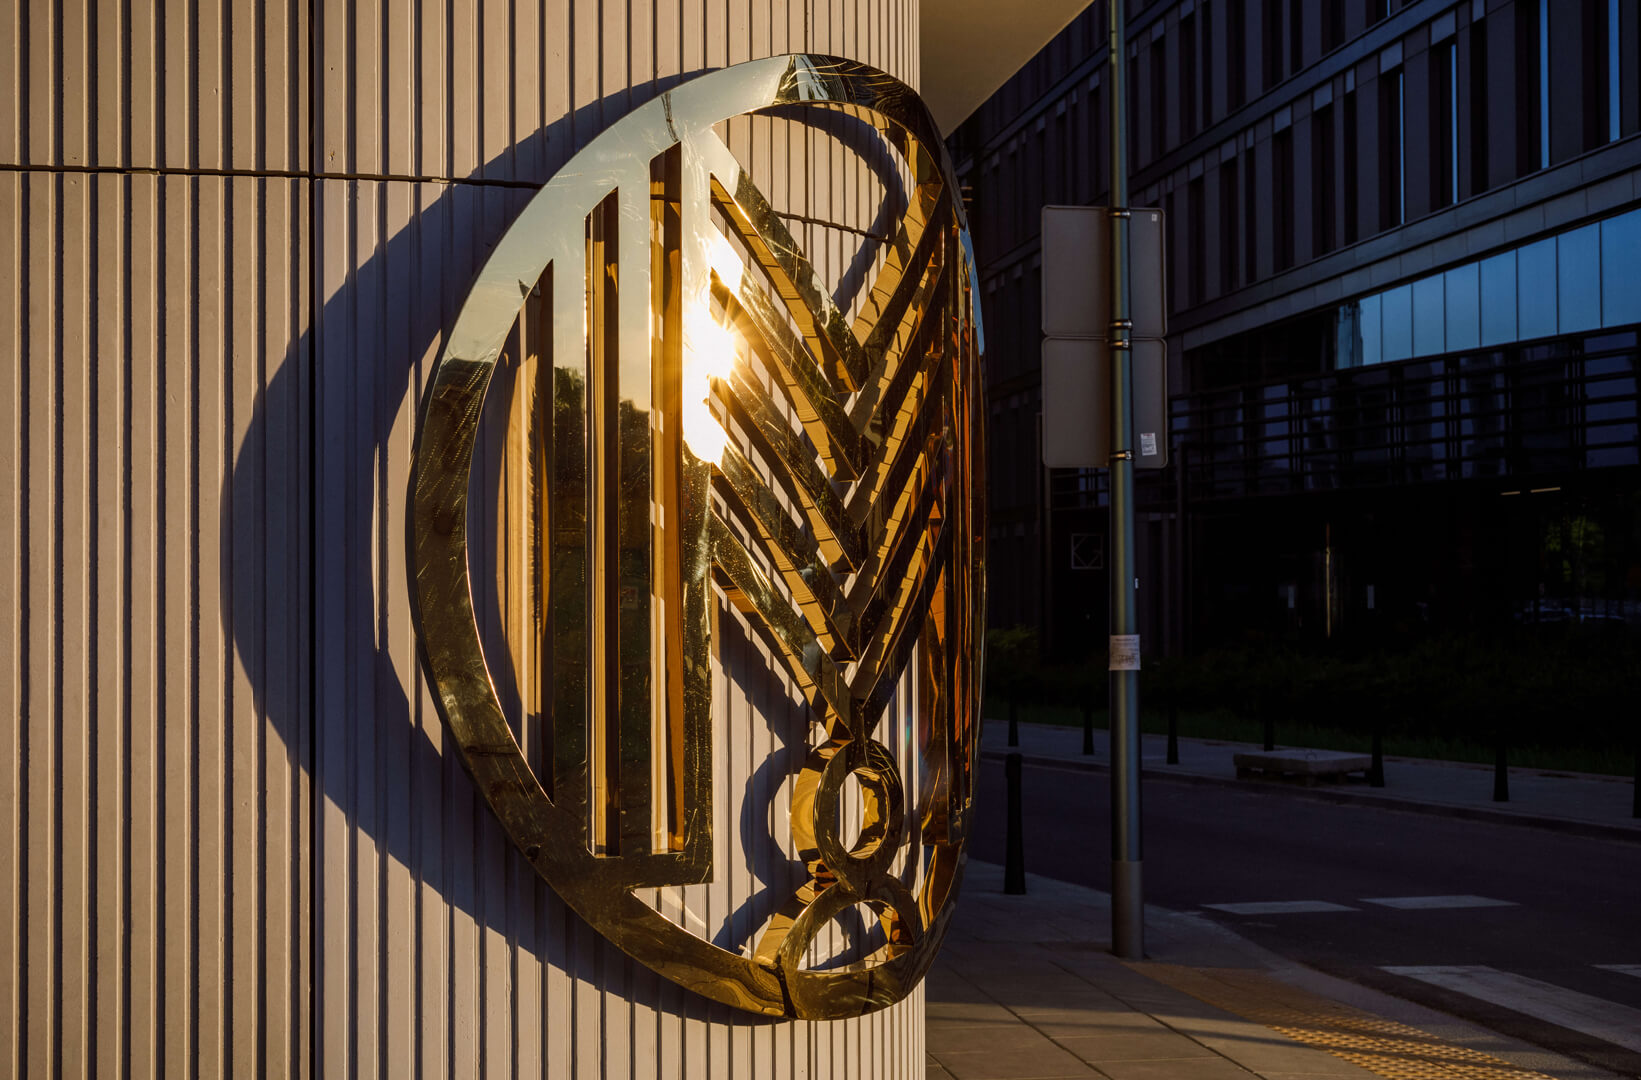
[3,2,924,1077]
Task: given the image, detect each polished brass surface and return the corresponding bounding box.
[409,55,985,1019]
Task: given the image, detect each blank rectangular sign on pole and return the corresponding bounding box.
[1041,203,1169,470]
[1040,206,1167,340]
[1131,338,1169,469]
[1041,338,1169,469]
[1042,338,1108,467]
[1041,207,1110,338]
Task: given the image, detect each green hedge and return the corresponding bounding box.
[983,625,1640,752]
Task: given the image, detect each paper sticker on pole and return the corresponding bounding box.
[1109,635,1141,671]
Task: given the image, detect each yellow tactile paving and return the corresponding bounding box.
[1132,963,1557,1080]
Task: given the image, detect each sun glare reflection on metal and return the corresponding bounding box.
[683,305,736,465]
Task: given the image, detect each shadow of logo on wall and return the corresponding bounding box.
[223,62,962,1026]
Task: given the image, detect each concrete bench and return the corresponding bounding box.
[1233,749,1373,786]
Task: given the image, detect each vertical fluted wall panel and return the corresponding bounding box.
[1,171,312,1078]
[313,0,916,185]
[7,0,924,1075]
[1,0,309,172]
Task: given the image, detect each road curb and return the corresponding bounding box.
[980,748,1641,846]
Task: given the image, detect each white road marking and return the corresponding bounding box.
[1382,965,1641,1053]
[1594,964,1641,979]
[1361,895,1517,910]
[1202,900,1358,915]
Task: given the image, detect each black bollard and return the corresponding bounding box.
[1632,739,1639,819]
[1263,715,1276,753]
[1008,698,1020,747]
[1370,727,1385,788]
[1082,701,1095,756]
[1004,753,1027,894]
[1493,739,1509,802]
[1166,696,1180,765]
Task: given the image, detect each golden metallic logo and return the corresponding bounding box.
[410,55,985,1019]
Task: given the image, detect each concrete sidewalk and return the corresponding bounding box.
[981,720,1641,842]
[927,862,1621,1080]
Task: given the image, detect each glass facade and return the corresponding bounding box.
[1175,328,1641,498]
[1340,207,1641,367]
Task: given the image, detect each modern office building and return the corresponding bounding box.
[953,0,1641,656]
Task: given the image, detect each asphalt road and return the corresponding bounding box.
[970,758,1641,1077]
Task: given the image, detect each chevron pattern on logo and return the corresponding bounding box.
[410,54,984,1020]
[678,118,983,1012]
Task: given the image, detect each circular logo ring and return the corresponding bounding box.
[410,54,985,1019]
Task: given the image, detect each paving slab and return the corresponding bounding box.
[927,861,1620,1080]
[1054,1030,1222,1063]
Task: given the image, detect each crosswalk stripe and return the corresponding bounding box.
[1361,895,1516,910]
[1382,964,1641,1054]
[1202,900,1358,915]
[1594,964,1641,979]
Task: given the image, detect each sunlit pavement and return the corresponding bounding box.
[927,862,1621,1080]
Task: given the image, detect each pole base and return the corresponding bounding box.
[1004,753,1027,894]
[1112,860,1144,959]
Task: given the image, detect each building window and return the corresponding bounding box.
[1445,263,1480,351]
[1244,150,1258,283]
[1201,1,1215,127]
[1322,0,1344,52]
[1150,36,1168,159]
[1341,206,1641,365]
[1343,88,1359,243]
[1220,159,1240,292]
[1539,0,1551,167]
[1379,69,1405,229]
[1413,275,1445,355]
[1382,283,1412,362]
[1517,237,1557,340]
[1263,0,1285,90]
[1313,104,1336,255]
[1603,210,1641,326]
[1129,54,1141,165]
[1588,0,1621,149]
[1559,223,1601,333]
[1273,128,1295,271]
[1517,0,1548,173]
[1054,109,1069,204]
[1608,0,1622,143]
[1229,0,1248,110]
[1470,21,1490,194]
[1089,82,1105,201]
[1165,189,1178,310]
[1480,251,1517,346]
[1289,0,1304,75]
[1181,12,1199,140]
[1432,42,1458,210]
[1188,176,1206,305]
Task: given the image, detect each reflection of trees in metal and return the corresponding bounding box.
[410,55,985,1019]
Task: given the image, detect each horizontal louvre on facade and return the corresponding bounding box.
[3,1,925,1076]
